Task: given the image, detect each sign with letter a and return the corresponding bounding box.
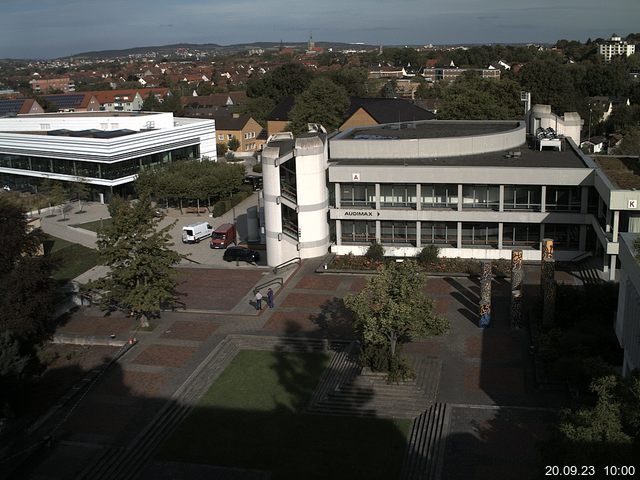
[352,173,360,181]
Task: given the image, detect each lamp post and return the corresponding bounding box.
[588,108,593,141]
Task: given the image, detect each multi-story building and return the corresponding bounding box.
[598,35,636,63]
[29,77,75,94]
[422,67,501,82]
[261,104,640,282]
[0,111,216,200]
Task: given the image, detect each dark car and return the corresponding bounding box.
[223,246,260,264]
[243,175,263,191]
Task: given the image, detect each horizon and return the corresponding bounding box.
[1,0,638,60]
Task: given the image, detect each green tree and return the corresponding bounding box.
[141,91,162,111]
[518,59,580,113]
[344,261,449,378]
[288,77,350,133]
[437,74,523,120]
[236,96,275,127]
[328,67,369,97]
[69,179,90,213]
[227,136,240,152]
[0,198,55,415]
[246,63,313,102]
[613,126,640,155]
[365,241,384,262]
[86,196,182,327]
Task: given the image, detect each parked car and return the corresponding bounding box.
[243,175,263,191]
[223,246,260,264]
[210,223,236,249]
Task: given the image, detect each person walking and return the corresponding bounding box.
[267,288,274,308]
[255,291,263,310]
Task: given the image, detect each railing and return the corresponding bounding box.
[273,257,301,274]
[253,277,284,294]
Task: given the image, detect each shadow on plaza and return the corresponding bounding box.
[1,322,408,480]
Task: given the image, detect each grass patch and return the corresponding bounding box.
[72,218,112,233]
[159,350,410,480]
[43,235,100,282]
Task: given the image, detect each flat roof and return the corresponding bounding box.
[18,111,162,118]
[594,156,640,189]
[342,121,520,140]
[330,138,588,169]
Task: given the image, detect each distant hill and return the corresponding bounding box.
[69,41,379,59]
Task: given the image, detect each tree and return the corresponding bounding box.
[236,96,275,127]
[518,59,580,113]
[288,78,350,133]
[246,63,313,102]
[613,126,640,155]
[0,198,55,415]
[328,67,369,97]
[437,74,523,120]
[227,136,240,152]
[69,179,90,213]
[365,241,384,262]
[344,261,449,379]
[86,196,182,327]
[141,91,162,111]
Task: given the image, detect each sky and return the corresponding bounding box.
[1,0,639,59]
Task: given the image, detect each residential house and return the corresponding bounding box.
[0,98,44,117]
[29,76,75,94]
[39,93,101,112]
[214,114,264,154]
[181,92,248,118]
[598,35,636,63]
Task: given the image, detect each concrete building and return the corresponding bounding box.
[615,233,640,376]
[0,111,216,200]
[598,35,636,63]
[29,77,75,94]
[261,106,640,280]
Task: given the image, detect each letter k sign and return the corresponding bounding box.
[629,199,637,209]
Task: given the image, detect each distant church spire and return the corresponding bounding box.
[308,34,315,50]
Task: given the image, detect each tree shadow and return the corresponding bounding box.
[445,277,481,327]
[309,297,357,339]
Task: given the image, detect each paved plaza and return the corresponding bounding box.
[14,255,579,480]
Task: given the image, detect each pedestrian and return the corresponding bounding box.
[255,290,263,310]
[267,288,274,308]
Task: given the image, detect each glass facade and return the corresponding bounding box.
[543,224,580,249]
[380,221,417,246]
[282,204,298,239]
[502,223,541,247]
[545,187,581,212]
[503,185,542,211]
[341,220,376,244]
[340,183,376,208]
[462,185,500,210]
[421,222,457,246]
[0,145,199,181]
[421,184,458,209]
[461,223,499,247]
[280,160,297,202]
[380,184,416,208]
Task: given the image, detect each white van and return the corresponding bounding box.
[182,222,213,244]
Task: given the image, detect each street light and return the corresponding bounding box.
[588,108,593,141]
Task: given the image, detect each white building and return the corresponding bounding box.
[598,35,636,63]
[0,111,216,200]
[615,233,640,376]
[261,105,640,280]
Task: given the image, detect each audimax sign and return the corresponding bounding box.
[343,211,380,217]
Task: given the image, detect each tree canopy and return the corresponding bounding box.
[86,196,182,327]
[246,63,313,103]
[288,77,350,133]
[344,261,449,378]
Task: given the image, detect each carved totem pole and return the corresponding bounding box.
[510,249,524,329]
[541,238,556,326]
[479,260,492,328]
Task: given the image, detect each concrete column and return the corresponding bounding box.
[579,224,587,251]
[375,183,380,210]
[499,185,505,212]
[613,210,620,242]
[336,219,342,246]
[416,221,421,248]
[415,184,421,211]
[457,221,463,248]
[376,220,381,243]
[603,251,609,272]
[334,182,341,209]
[498,222,504,249]
[609,254,617,281]
[540,185,546,213]
[457,184,463,211]
[606,208,612,233]
[580,186,589,214]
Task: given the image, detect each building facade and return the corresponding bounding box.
[261,106,640,279]
[615,233,640,376]
[598,35,636,63]
[0,111,216,199]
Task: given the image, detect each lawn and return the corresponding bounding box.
[159,350,411,480]
[72,217,112,233]
[43,235,100,282]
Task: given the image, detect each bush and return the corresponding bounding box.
[212,200,229,217]
[365,241,385,262]
[417,245,439,265]
[252,163,262,173]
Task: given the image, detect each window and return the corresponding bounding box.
[543,224,579,250]
[218,134,224,140]
[421,184,458,209]
[40,123,50,130]
[340,183,375,208]
[546,187,581,212]
[502,223,540,247]
[282,204,298,239]
[380,221,416,246]
[462,185,500,210]
[380,184,416,208]
[421,222,457,246]
[227,134,233,140]
[341,221,376,244]
[461,223,499,247]
[504,185,542,211]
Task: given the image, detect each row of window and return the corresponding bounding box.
[338,183,590,212]
[340,220,579,249]
[0,145,199,180]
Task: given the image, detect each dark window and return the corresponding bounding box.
[502,223,541,248]
[421,222,457,246]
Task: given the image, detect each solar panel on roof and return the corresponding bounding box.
[42,94,84,109]
[0,99,25,116]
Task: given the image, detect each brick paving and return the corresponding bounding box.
[56,310,137,335]
[132,345,199,369]
[160,320,219,341]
